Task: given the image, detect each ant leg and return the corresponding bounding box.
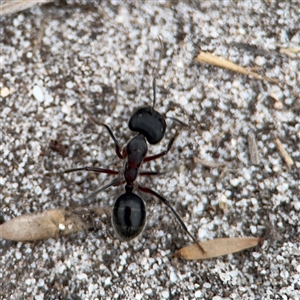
[138,185,205,253]
[88,115,124,159]
[46,167,119,176]
[139,171,167,176]
[166,116,189,128]
[144,115,189,163]
[100,123,124,159]
[143,135,175,162]
[82,177,124,206]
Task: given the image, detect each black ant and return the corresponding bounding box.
[51,78,204,252]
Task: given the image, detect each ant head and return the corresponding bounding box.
[112,192,146,241]
[128,107,166,144]
[128,77,166,144]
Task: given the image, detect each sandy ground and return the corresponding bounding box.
[1,1,299,299]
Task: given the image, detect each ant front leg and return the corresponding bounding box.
[139,171,167,176]
[143,135,176,162]
[88,115,124,159]
[138,185,205,253]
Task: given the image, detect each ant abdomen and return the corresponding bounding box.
[112,192,146,241]
[129,107,166,144]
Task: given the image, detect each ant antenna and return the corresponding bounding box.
[154,36,163,76]
[152,77,156,108]
[152,37,163,109]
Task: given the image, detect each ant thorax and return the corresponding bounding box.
[123,134,148,184]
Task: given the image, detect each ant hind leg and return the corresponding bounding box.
[138,185,205,253]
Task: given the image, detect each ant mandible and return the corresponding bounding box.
[54,78,204,253]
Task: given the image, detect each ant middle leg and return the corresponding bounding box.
[138,185,205,253]
[48,166,119,175]
[45,166,119,178]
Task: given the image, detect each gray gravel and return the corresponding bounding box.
[1,1,299,299]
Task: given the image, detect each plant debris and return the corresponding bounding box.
[175,237,262,260]
[248,130,261,165]
[1,208,260,261]
[274,137,294,169]
[0,207,110,241]
[195,51,280,85]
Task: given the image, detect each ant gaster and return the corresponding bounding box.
[55,78,204,252]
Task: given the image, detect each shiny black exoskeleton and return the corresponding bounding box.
[129,106,166,145]
[57,78,204,250]
[112,192,146,241]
